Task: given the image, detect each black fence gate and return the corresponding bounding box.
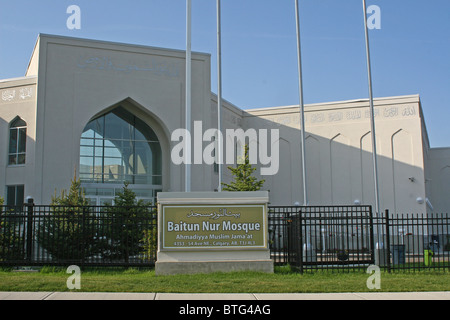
[268,206,375,272]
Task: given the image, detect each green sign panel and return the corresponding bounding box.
[161,204,267,251]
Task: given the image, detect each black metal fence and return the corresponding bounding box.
[379,210,450,273]
[0,203,157,267]
[270,207,450,273]
[1,203,449,272]
[269,206,375,273]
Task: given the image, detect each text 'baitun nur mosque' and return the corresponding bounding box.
[1,34,449,215]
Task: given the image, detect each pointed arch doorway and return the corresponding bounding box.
[79,105,163,205]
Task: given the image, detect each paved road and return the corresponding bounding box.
[1,291,449,300]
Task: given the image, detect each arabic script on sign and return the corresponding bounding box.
[187,208,241,220]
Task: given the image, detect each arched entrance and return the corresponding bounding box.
[79,106,163,205]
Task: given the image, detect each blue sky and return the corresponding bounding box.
[1,0,449,147]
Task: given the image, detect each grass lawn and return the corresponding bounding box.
[0,266,449,294]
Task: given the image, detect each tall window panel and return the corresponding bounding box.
[80,107,162,186]
[6,185,25,206]
[8,117,27,165]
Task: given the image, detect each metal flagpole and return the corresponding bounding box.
[217,0,223,192]
[362,0,382,261]
[185,0,192,192]
[362,0,380,216]
[295,0,307,206]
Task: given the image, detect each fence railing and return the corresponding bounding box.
[379,210,450,273]
[269,206,375,273]
[0,203,157,267]
[1,203,449,272]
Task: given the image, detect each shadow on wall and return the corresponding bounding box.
[235,115,436,215]
[0,115,36,205]
[428,154,450,214]
[0,116,7,199]
[2,101,448,215]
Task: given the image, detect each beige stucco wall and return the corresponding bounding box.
[245,95,428,214]
[0,76,37,201]
[427,148,450,213]
[31,34,214,203]
[210,94,245,191]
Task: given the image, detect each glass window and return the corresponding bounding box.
[6,185,24,206]
[80,107,162,187]
[8,118,27,165]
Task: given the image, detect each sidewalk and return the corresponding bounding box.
[1,291,449,300]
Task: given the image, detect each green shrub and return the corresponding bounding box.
[102,183,154,263]
[37,175,103,261]
[222,145,265,191]
[0,197,26,261]
[141,226,158,261]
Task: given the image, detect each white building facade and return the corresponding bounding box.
[1,34,449,214]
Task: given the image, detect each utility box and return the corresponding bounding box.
[391,244,406,265]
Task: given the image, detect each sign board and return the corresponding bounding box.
[161,204,267,251]
[155,192,273,275]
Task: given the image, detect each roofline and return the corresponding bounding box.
[244,94,421,113]
[36,33,211,58]
[0,75,37,85]
[211,92,244,117]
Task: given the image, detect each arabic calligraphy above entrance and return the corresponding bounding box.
[77,55,182,78]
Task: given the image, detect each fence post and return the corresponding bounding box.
[385,209,391,273]
[298,209,304,274]
[26,198,34,263]
[81,206,87,267]
[369,206,375,265]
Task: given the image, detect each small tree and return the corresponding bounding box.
[141,221,158,262]
[0,197,25,261]
[51,173,89,207]
[104,183,153,263]
[37,173,101,261]
[222,145,265,191]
